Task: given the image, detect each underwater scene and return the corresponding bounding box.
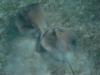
[0,0,100,75]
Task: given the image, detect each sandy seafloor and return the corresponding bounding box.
[0,0,100,75]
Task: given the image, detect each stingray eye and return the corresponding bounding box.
[18,13,34,29]
[58,28,64,32]
[22,24,34,29]
[37,45,47,53]
[71,38,77,46]
[52,30,56,36]
[48,29,57,41]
